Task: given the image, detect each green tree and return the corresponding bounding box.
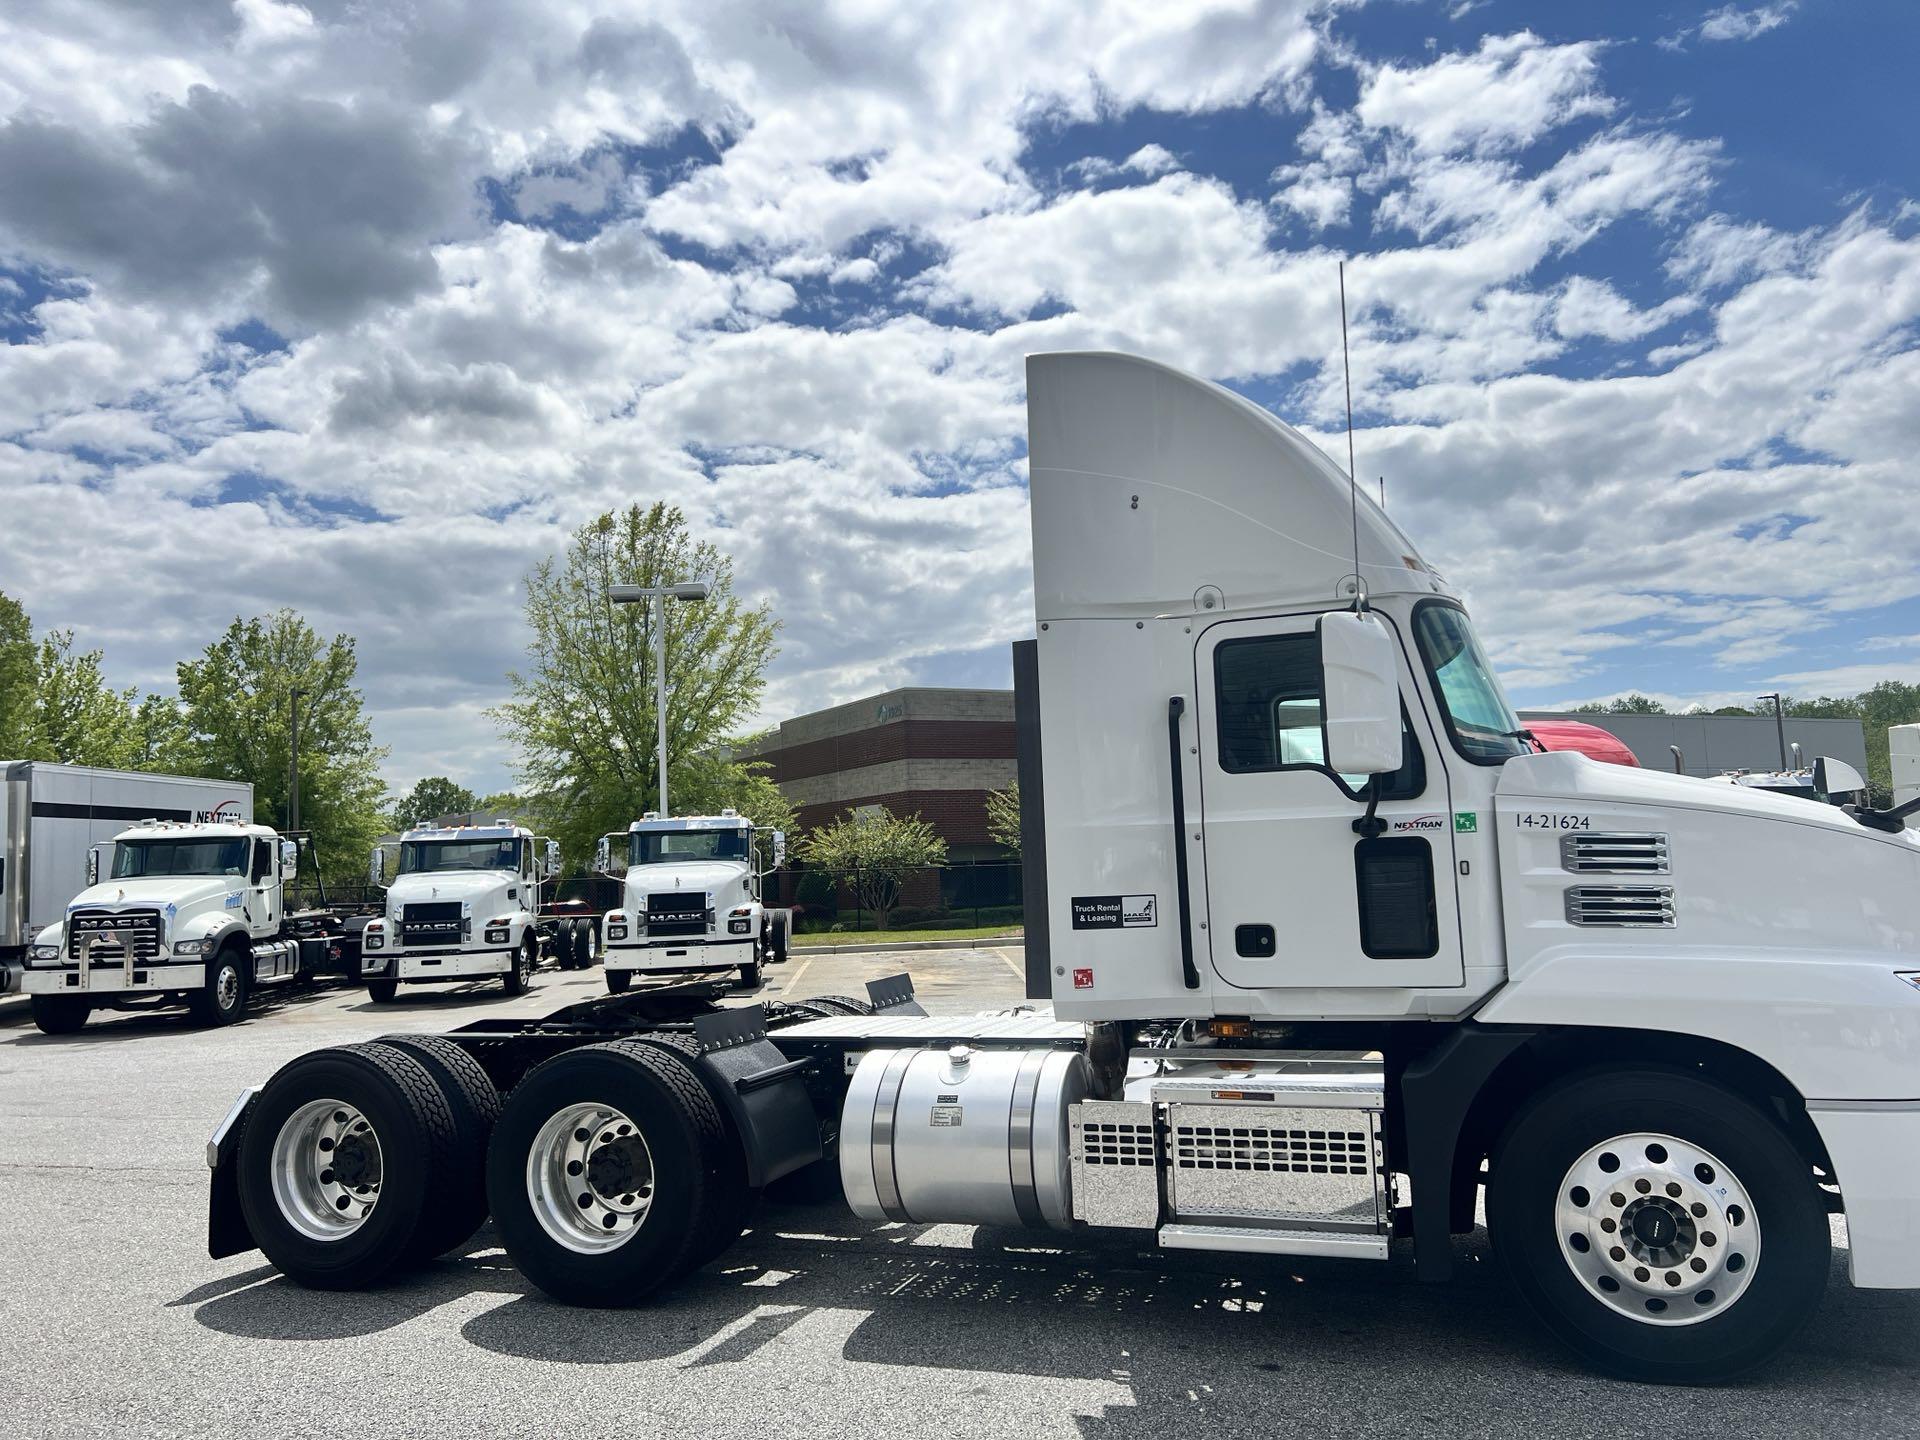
[797,807,947,931]
[24,629,141,766]
[1570,693,1668,715]
[491,503,783,864]
[396,776,480,825]
[0,591,35,757]
[173,611,388,889]
[985,782,1021,857]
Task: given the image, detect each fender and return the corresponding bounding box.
[1475,948,1920,1102]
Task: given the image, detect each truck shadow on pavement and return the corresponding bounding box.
[0,980,349,1044]
[180,1202,1919,1432]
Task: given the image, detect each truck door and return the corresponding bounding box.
[250,838,277,933]
[1195,612,1464,990]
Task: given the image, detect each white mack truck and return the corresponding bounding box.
[361,821,589,1001]
[204,353,1920,1383]
[593,810,791,993]
[21,818,352,1034]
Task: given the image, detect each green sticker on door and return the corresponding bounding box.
[1454,812,1478,833]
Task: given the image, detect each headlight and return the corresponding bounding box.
[364,931,384,950]
[606,921,629,941]
[484,927,510,945]
[172,938,209,957]
[728,918,751,935]
[29,944,60,963]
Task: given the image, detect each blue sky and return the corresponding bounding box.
[1,0,1917,793]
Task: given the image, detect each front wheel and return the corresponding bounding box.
[605,968,630,995]
[1487,1067,1829,1384]
[367,978,398,1004]
[189,947,248,1027]
[736,959,763,990]
[30,994,92,1035]
[503,938,533,996]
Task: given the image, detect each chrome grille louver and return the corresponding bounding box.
[1560,832,1670,874]
[1564,885,1675,927]
[66,909,163,961]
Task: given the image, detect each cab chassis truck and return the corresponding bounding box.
[204,354,1920,1382]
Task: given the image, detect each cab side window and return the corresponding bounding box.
[252,839,273,882]
[1214,632,1425,798]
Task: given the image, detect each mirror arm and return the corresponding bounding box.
[1351,775,1388,838]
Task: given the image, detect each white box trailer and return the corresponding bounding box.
[1892,724,1920,815]
[0,763,253,981]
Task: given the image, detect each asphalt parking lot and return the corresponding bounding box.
[2,948,1916,1439]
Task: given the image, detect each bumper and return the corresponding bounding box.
[366,947,515,982]
[1811,1102,1920,1288]
[605,938,753,973]
[19,962,205,996]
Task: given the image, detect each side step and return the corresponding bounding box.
[1158,1224,1389,1261]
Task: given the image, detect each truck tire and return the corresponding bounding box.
[810,995,874,1016]
[484,1040,740,1306]
[768,909,790,965]
[605,968,631,995]
[29,995,92,1035]
[572,918,595,971]
[736,957,763,990]
[1487,1066,1828,1384]
[367,978,399,1004]
[236,1042,460,1290]
[503,937,533,996]
[378,1035,501,1262]
[189,945,249,1027]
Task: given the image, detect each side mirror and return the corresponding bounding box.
[86,846,103,886]
[280,839,299,882]
[368,845,387,887]
[1318,611,1404,776]
[594,836,612,875]
[1813,756,1866,799]
[772,829,787,870]
[545,839,561,880]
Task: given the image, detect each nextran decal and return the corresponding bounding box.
[1391,814,1446,833]
[193,801,244,824]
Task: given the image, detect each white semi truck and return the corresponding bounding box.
[20,817,355,1033]
[205,353,1920,1383]
[593,810,791,993]
[360,821,587,1001]
[1,762,252,992]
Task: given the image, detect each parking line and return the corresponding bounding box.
[776,955,813,995]
[991,947,1024,979]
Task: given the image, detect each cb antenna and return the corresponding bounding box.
[1339,260,1364,611]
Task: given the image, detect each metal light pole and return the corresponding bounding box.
[1757,692,1787,771]
[609,580,710,817]
[289,686,308,831]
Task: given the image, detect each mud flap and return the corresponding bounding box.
[688,1006,823,1187]
[206,1086,260,1260]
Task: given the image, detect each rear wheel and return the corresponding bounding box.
[30,994,92,1035]
[1488,1067,1828,1383]
[767,909,790,965]
[377,1035,501,1261]
[485,1040,740,1306]
[190,946,248,1027]
[572,919,595,970]
[236,1043,459,1290]
[736,958,763,990]
[605,968,631,995]
[503,937,533,996]
[367,978,398,1004]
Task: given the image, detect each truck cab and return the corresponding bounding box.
[20,820,306,1033]
[361,822,564,1001]
[595,810,790,993]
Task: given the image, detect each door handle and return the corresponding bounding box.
[1166,696,1201,991]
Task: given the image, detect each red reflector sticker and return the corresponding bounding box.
[1072,967,1094,989]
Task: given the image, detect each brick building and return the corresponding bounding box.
[738,688,1016,860]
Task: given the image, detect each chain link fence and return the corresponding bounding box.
[763,860,1023,936]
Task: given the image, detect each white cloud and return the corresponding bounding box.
[1698,3,1798,42]
[1356,32,1613,156]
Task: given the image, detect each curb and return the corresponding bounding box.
[790,935,1025,956]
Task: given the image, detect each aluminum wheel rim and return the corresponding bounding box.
[526,1102,654,1254]
[1554,1131,1760,1326]
[215,961,241,1011]
[270,1098,383,1242]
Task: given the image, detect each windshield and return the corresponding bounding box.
[1413,603,1528,764]
[399,838,522,874]
[112,838,248,879]
[629,829,749,865]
